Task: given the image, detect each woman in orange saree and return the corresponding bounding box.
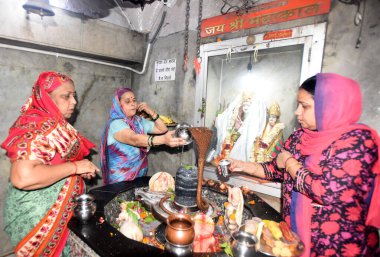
[1,71,100,257]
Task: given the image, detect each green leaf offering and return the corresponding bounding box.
[144,215,155,224]
[183,164,194,170]
[220,242,233,257]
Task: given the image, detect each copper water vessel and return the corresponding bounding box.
[165,213,195,245]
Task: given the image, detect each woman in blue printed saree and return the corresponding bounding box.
[100,88,186,185]
[1,71,100,257]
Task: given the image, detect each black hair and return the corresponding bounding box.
[299,75,316,97]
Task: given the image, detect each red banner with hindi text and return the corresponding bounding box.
[201,0,330,38]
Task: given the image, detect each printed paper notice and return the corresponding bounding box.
[155,58,176,81]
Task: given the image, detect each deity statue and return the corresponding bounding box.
[251,102,285,163]
[213,91,267,164]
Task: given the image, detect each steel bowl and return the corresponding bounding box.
[174,123,193,145]
[231,230,257,257]
[165,241,193,257]
[73,194,96,224]
[74,193,95,203]
[73,204,96,224]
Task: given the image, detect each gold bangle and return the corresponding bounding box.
[286,162,301,172]
[284,156,296,168]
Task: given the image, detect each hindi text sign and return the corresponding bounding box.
[201,0,330,37]
[155,58,176,81]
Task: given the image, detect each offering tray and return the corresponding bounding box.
[259,239,304,257]
[68,177,284,257]
[240,221,305,257]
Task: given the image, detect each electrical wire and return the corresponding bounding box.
[113,0,135,31]
[220,0,240,15]
[220,0,260,15]
[150,10,166,44]
[355,0,366,48]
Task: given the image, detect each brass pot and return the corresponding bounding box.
[165,213,195,245]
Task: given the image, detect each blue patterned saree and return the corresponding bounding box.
[100,93,149,184]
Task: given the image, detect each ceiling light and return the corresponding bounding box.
[23,0,55,19]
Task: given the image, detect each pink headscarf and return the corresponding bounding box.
[116,87,133,100]
[295,73,380,255]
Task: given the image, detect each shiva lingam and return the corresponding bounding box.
[152,127,219,222]
[108,127,256,254]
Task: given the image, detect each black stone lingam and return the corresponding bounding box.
[174,165,198,208]
[154,127,217,221]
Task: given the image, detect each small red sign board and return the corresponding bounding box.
[201,0,331,38]
[263,29,293,40]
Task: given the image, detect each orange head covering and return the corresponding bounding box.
[37,71,73,93]
[1,71,94,163]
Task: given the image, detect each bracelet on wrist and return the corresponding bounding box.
[151,135,156,147]
[151,113,160,122]
[71,161,78,175]
[284,156,296,169]
[148,135,156,147]
[286,162,301,172]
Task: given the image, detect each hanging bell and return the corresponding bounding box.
[23,0,55,19]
